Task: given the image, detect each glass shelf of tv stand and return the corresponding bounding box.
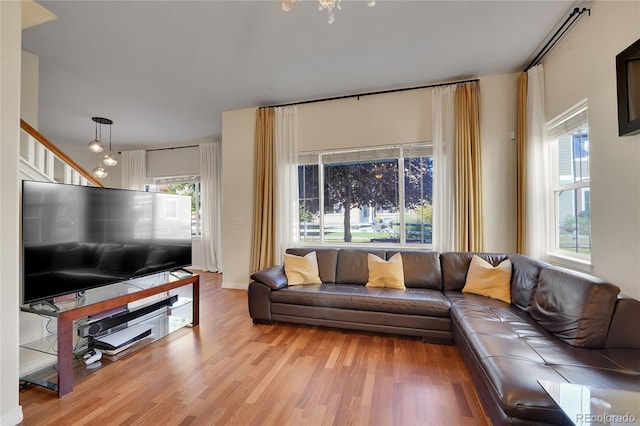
[20,310,193,392]
[20,295,193,356]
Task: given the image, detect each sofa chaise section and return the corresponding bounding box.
[441,252,640,425]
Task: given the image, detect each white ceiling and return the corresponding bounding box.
[22,0,576,149]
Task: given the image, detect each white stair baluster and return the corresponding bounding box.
[27,135,36,167]
[36,143,46,173]
[45,149,55,180]
[64,164,72,184]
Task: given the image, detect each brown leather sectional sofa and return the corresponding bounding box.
[248,248,640,425]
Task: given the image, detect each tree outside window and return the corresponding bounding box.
[298,144,432,245]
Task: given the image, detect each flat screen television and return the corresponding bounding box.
[21,180,192,305]
[616,38,640,136]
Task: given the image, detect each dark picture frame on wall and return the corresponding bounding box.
[616,38,640,136]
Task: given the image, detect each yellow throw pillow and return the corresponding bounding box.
[366,253,405,290]
[284,251,322,285]
[462,255,512,303]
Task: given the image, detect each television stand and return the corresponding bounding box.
[29,299,59,312]
[170,268,193,279]
[20,273,199,397]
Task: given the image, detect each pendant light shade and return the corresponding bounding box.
[103,153,118,167]
[92,163,108,179]
[88,139,104,153]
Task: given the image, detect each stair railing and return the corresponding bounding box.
[20,119,104,187]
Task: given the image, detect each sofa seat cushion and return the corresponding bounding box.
[448,292,549,339]
[595,349,640,373]
[550,364,640,391]
[270,284,451,317]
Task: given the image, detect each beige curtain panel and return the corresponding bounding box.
[455,81,484,252]
[250,108,276,273]
[516,72,528,254]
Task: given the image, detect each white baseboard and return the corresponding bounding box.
[221,282,248,290]
[1,406,23,426]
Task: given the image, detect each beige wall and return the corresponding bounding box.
[298,88,432,151]
[221,108,256,288]
[1,1,24,424]
[146,145,201,178]
[480,73,519,253]
[20,50,38,126]
[221,76,519,290]
[543,0,640,299]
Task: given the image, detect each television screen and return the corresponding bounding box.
[22,181,192,305]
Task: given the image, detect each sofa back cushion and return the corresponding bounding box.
[336,249,386,285]
[530,268,620,348]
[385,250,441,289]
[606,296,640,349]
[440,252,509,291]
[508,254,550,311]
[286,248,338,283]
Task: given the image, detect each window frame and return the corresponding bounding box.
[298,143,433,249]
[546,99,591,271]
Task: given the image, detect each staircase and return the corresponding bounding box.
[19,119,103,187]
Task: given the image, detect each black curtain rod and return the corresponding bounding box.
[260,78,480,109]
[525,7,590,71]
[117,144,198,155]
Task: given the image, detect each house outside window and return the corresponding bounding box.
[298,144,433,246]
[547,99,590,265]
[146,176,201,237]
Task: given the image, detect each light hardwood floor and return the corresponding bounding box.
[19,272,490,426]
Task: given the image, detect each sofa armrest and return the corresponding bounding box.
[250,266,288,290]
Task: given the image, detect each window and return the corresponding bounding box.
[298,144,433,246]
[164,199,178,219]
[547,100,590,262]
[146,176,201,237]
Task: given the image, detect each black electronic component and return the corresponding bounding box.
[78,295,178,338]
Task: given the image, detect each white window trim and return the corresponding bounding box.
[545,99,591,272]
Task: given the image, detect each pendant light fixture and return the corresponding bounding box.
[89,117,117,178]
[281,0,375,24]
